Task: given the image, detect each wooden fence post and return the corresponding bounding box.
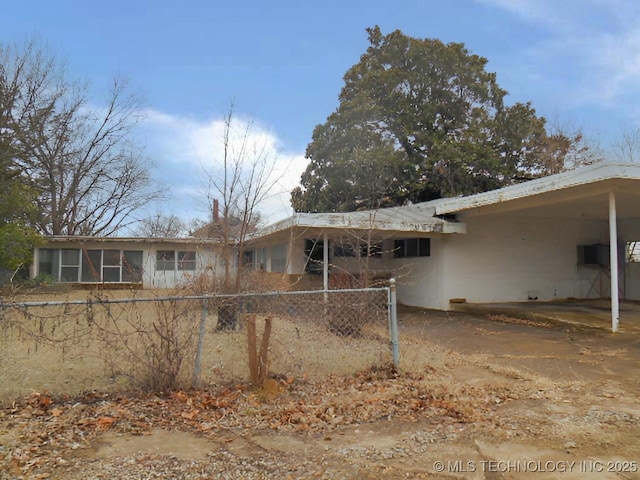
[258,317,272,385]
[246,314,258,385]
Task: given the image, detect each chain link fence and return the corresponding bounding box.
[0,285,398,399]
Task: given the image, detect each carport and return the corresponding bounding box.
[250,162,640,333]
[432,162,640,333]
[451,298,640,333]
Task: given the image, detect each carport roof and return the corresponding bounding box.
[253,161,640,242]
[429,161,640,219]
[252,203,466,241]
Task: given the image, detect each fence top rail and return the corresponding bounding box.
[0,286,391,309]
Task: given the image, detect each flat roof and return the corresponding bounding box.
[430,162,640,216]
[253,161,640,241]
[43,236,225,245]
[251,203,466,241]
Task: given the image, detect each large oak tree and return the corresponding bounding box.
[292,27,592,213]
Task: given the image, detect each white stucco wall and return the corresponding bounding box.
[144,244,222,289]
[390,237,445,309]
[34,240,224,290]
[287,238,307,274]
[435,213,610,309]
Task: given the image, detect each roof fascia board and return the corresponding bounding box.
[44,236,224,246]
[432,162,640,216]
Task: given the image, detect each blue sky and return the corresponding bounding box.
[3,0,640,226]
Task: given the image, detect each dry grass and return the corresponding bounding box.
[0,289,392,401]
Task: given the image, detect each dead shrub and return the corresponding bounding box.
[92,292,200,392]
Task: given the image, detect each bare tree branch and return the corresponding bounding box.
[200,105,283,291]
[1,40,163,236]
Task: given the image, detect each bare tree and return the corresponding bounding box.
[202,105,281,291]
[134,212,188,238]
[614,127,640,163]
[1,39,162,236]
[536,120,604,175]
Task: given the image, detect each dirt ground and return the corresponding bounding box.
[1,307,639,479]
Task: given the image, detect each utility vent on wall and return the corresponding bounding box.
[577,243,610,266]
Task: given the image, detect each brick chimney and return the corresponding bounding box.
[213,199,219,223]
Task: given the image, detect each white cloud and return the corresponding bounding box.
[138,108,307,225]
[475,0,640,105]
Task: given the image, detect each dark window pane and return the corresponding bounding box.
[38,249,59,277]
[82,250,102,282]
[361,242,382,258]
[177,251,196,270]
[156,250,175,271]
[123,251,143,282]
[334,243,356,257]
[60,266,79,282]
[61,249,79,265]
[419,238,431,257]
[103,267,120,282]
[103,249,121,266]
[406,239,419,257]
[304,239,324,274]
[393,240,405,258]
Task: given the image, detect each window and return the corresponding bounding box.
[38,248,143,283]
[394,238,431,258]
[82,250,102,282]
[333,242,356,257]
[577,244,609,266]
[102,249,122,282]
[123,251,143,282]
[360,241,383,258]
[304,239,324,274]
[270,244,287,273]
[60,249,80,282]
[178,251,196,270]
[626,242,640,263]
[38,249,59,278]
[242,250,254,268]
[255,247,267,270]
[157,250,175,271]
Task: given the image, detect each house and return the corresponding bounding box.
[31,236,225,289]
[29,162,640,331]
[30,200,242,289]
[244,162,640,332]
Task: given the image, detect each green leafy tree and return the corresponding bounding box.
[292,27,577,213]
[0,150,41,272]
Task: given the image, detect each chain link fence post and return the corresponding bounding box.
[389,278,400,369]
[192,298,208,388]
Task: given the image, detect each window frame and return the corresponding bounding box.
[177,251,197,271]
[156,250,176,271]
[394,238,431,258]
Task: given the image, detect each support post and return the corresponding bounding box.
[323,231,329,291]
[192,299,208,387]
[322,231,329,327]
[258,317,272,385]
[389,278,400,369]
[246,315,259,385]
[609,191,620,333]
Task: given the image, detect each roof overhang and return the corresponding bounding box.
[42,236,226,246]
[243,162,640,245]
[430,162,640,220]
[249,204,466,244]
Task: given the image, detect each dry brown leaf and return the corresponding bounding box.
[50,408,63,417]
[172,391,189,403]
[181,409,200,420]
[96,416,116,429]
